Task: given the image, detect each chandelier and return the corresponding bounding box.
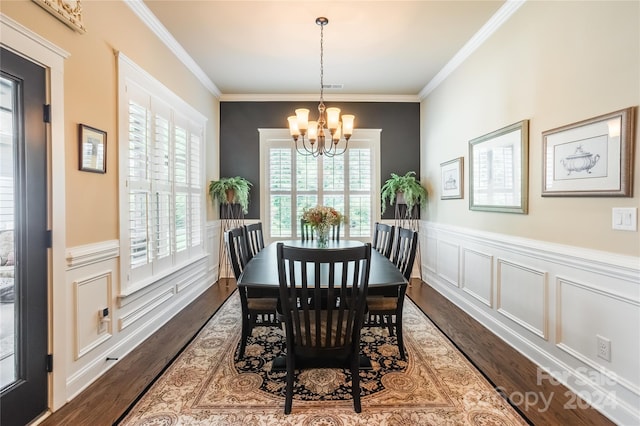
[287,17,355,157]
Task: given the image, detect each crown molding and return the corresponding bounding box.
[419,0,526,100]
[219,93,420,103]
[124,0,221,98]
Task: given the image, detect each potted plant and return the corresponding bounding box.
[380,171,427,215]
[209,176,253,214]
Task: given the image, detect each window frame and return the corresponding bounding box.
[117,53,207,295]
[259,128,381,246]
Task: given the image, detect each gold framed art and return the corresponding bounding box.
[542,107,636,197]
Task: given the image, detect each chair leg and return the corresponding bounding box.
[284,356,294,414]
[351,357,362,413]
[237,316,250,360]
[385,315,394,336]
[396,313,405,360]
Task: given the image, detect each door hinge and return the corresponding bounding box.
[46,230,52,248]
[46,354,53,372]
[43,104,51,123]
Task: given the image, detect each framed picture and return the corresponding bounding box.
[440,157,463,199]
[542,107,636,197]
[469,120,529,214]
[79,124,106,173]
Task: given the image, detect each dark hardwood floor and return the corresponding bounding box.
[38,279,236,426]
[39,278,614,426]
[406,280,614,426]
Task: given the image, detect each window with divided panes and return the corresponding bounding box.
[264,133,377,243]
[119,53,205,293]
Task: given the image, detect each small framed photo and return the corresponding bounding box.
[440,157,463,199]
[79,124,106,173]
[542,107,636,197]
[469,120,529,214]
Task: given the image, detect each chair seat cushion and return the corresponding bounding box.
[366,296,398,311]
[247,297,278,311]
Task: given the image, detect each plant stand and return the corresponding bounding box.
[218,203,245,284]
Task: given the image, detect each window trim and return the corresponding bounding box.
[258,128,381,246]
[117,52,207,296]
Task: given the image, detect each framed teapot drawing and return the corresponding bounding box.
[542,107,635,197]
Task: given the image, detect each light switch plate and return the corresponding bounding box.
[612,207,637,231]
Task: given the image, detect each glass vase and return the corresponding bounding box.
[316,225,329,248]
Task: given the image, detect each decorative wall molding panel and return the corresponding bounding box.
[461,248,493,307]
[207,221,221,281]
[119,288,175,331]
[556,276,640,396]
[74,271,112,359]
[419,221,640,425]
[64,236,219,402]
[436,240,460,287]
[496,259,548,340]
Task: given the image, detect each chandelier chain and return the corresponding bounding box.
[319,20,324,104]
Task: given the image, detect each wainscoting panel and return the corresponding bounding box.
[496,259,548,339]
[462,248,493,307]
[557,276,640,395]
[423,234,437,274]
[63,224,221,402]
[207,221,221,282]
[436,240,460,287]
[74,271,112,359]
[419,221,640,425]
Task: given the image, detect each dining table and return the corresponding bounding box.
[236,239,407,370]
[236,239,407,290]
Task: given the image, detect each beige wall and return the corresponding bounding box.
[421,1,640,257]
[1,0,219,247]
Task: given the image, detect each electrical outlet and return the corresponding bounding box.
[596,335,611,361]
[97,308,110,334]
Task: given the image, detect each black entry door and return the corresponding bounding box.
[0,47,49,426]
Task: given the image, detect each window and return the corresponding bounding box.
[260,129,380,244]
[118,53,206,294]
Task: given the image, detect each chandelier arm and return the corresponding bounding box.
[295,137,320,157]
[323,139,349,158]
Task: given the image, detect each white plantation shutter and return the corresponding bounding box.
[264,135,376,243]
[118,53,206,293]
[189,132,202,249]
[127,97,152,278]
[269,148,292,238]
[152,108,172,271]
[174,123,188,261]
[348,148,372,237]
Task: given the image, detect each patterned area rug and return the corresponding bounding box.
[120,291,527,425]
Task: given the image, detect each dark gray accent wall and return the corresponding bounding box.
[220,101,420,219]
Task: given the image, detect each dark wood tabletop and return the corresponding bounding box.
[237,240,407,289]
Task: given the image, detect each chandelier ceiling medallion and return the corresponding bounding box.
[287,17,355,157]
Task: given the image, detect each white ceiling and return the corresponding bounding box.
[140,0,511,100]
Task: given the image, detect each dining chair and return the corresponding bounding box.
[364,227,418,360]
[300,219,341,241]
[276,242,372,414]
[224,227,279,360]
[243,222,265,260]
[372,222,395,259]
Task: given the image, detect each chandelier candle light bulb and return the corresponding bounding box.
[287,17,355,157]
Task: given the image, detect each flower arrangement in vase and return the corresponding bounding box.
[301,205,344,247]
